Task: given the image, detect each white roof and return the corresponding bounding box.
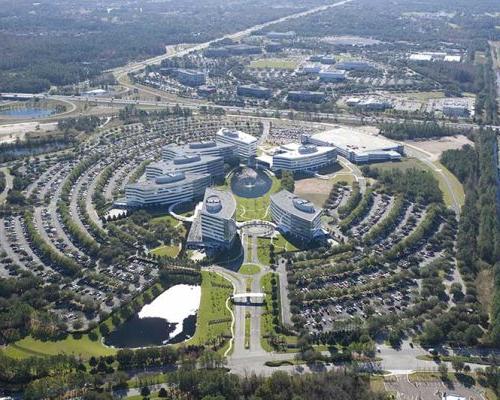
[273,142,334,160]
[233,293,265,299]
[310,127,400,154]
[444,55,461,62]
[409,53,433,61]
[216,128,257,144]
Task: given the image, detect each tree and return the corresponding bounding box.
[438,363,449,380]
[452,359,465,373]
[141,386,151,398]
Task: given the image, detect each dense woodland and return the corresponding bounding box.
[441,129,500,346]
[379,121,471,141]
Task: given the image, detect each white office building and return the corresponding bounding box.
[270,190,323,241]
[272,143,337,173]
[162,141,235,161]
[215,128,257,161]
[146,154,224,181]
[124,172,210,207]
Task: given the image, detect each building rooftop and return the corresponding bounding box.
[150,154,221,171]
[163,141,234,155]
[273,142,334,160]
[217,128,258,144]
[271,190,322,222]
[201,188,236,220]
[127,172,208,190]
[310,127,400,154]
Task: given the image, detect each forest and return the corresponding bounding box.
[379,121,471,141]
[441,129,500,346]
[0,0,327,93]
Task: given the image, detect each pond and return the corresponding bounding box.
[104,284,201,348]
[230,167,272,198]
[0,107,56,118]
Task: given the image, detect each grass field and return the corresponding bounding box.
[4,333,116,359]
[235,174,281,221]
[257,237,272,265]
[186,271,233,350]
[245,312,251,349]
[238,263,261,275]
[150,244,180,258]
[249,58,299,70]
[272,234,299,253]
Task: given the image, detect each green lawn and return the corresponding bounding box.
[257,237,272,265]
[272,234,299,253]
[245,312,251,349]
[3,333,115,359]
[249,58,299,70]
[150,244,180,258]
[238,263,261,275]
[235,174,280,222]
[186,271,233,350]
[260,272,284,352]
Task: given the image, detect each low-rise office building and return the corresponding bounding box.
[335,60,371,70]
[272,143,337,173]
[146,154,224,182]
[216,128,257,160]
[270,190,323,241]
[309,127,403,163]
[124,172,210,207]
[319,67,346,82]
[237,84,272,99]
[288,90,326,103]
[162,141,235,162]
[176,69,206,87]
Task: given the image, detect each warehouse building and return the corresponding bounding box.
[319,67,346,82]
[309,127,403,163]
[270,190,324,241]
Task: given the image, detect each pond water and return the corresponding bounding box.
[0,107,56,118]
[230,167,272,198]
[105,284,201,348]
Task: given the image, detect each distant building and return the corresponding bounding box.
[442,99,470,117]
[297,63,323,75]
[124,172,210,207]
[265,42,283,53]
[309,127,403,163]
[146,154,224,182]
[319,67,346,82]
[270,190,323,241]
[176,69,206,87]
[352,97,392,111]
[162,141,235,162]
[205,44,262,57]
[335,60,371,70]
[272,142,337,173]
[237,84,272,99]
[288,90,326,103]
[204,47,230,58]
[215,128,257,160]
[320,56,336,65]
[266,31,296,40]
[197,85,217,97]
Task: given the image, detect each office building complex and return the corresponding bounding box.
[270,190,323,241]
[146,154,224,182]
[309,127,403,163]
[124,172,210,207]
[162,141,235,162]
[215,128,257,160]
[272,143,337,173]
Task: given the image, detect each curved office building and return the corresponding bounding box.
[146,154,224,181]
[215,128,257,160]
[270,189,323,241]
[125,172,210,207]
[272,143,337,173]
[162,141,235,161]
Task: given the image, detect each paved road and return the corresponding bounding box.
[276,257,293,327]
[0,166,13,204]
